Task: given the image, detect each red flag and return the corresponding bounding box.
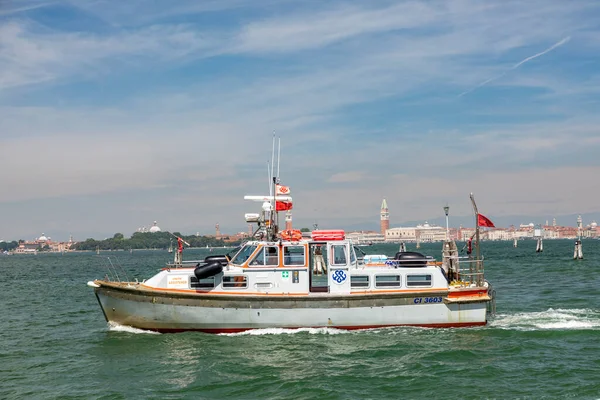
[177,237,183,253]
[477,214,495,228]
[275,201,293,211]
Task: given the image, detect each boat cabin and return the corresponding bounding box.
[143,233,449,296]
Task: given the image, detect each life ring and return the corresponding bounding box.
[281,229,303,241]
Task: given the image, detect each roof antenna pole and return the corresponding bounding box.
[275,137,281,233]
[276,136,281,181]
[270,133,275,194]
[270,133,276,240]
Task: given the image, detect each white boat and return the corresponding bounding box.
[88,203,494,333]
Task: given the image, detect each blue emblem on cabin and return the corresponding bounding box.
[332,270,347,284]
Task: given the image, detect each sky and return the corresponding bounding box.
[1,0,600,241]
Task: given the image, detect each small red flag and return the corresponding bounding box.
[275,201,293,211]
[477,214,495,228]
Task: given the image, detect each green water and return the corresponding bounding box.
[1,240,600,399]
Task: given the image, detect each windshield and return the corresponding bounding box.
[230,244,258,265]
[226,246,243,260]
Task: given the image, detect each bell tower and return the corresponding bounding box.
[380,199,389,235]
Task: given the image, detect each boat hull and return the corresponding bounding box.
[94,284,488,333]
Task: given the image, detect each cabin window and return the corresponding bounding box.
[222,275,248,289]
[284,245,305,266]
[375,275,401,288]
[350,246,357,264]
[230,245,257,265]
[406,274,432,287]
[190,276,215,289]
[351,275,369,288]
[331,245,347,265]
[249,246,279,267]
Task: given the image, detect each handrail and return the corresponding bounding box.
[448,256,485,286]
[98,256,130,283]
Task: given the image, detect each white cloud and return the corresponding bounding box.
[234,2,439,53]
[0,0,53,16]
[0,20,219,89]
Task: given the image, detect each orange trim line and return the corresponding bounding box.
[139,284,307,296]
[348,288,446,295]
[138,284,448,296]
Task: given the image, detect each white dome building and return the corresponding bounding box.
[149,221,162,233]
[38,233,49,242]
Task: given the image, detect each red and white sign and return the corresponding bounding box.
[276,184,290,195]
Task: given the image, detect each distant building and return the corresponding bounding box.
[415,222,446,242]
[385,222,446,242]
[14,233,76,253]
[380,199,389,235]
[149,221,161,233]
[386,227,417,241]
[347,231,385,244]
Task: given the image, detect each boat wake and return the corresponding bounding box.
[490,308,600,330]
[107,321,160,334]
[220,327,349,336]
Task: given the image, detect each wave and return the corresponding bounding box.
[107,321,160,334]
[220,327,349,336]
[490,308,600,330]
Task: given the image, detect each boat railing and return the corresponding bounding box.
[376,256,436,268]
[98,256,130,283]
[166,260,206,268]
[448,255,485,286]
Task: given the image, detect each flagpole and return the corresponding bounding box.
[469,193,481,285]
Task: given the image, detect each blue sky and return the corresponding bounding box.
[1,0,600,241]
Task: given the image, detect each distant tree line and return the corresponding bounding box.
[0,241,18,251]
[72,231,239,251]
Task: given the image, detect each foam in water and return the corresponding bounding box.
[107,321,160,334]
[490,308,600,330]
[221,327,348,336]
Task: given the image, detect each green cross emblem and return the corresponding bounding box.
[282,271,289,278]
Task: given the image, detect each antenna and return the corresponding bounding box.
[276,136,281,182]
[270,133,275,196]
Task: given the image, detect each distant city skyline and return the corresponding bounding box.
[3,208,599,243]
[2,1,600,241]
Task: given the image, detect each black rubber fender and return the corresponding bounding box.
[203,255,229,265]
[194,261,223,280]
[393,251,427,267]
